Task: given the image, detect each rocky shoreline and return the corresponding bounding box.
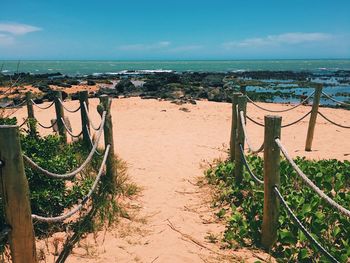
[1,70,349,108]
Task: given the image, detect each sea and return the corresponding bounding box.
[1,59,350,75]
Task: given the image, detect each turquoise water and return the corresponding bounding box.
[1,60,350,75]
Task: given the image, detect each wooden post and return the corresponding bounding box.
[305,85,322,151]
[54,91,67,143]
[234,95,247,184]
[98,95,116,190]
[25,92,36,135]
[0,125,37,263]
[79,91,90,148]
[230,92,242,162]
[261,115,282,249]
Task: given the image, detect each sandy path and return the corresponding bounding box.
[7,97,350,262]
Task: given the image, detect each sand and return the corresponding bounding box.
[6,97,350,262]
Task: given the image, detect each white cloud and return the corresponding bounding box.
[0,33,14,45]
[0,22,42,35]
[118,41,171,51]
[223,32,333,49]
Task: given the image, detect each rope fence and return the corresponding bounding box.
[83,101,101,131]
[229,90,349,261]
[246,91,314,113]
[322,91,350,107]
[0,92,115,262]
[32,144,110,223]
[31,99,55,110]
[318,111,350,129]
[58,98,81,113]
[275,138,350,218]
[239,110,264,154]
[274,187,339,263]
[23,111,106,179]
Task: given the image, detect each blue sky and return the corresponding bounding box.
[0,0,349,60]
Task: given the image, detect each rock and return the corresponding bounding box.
[87,79,96,86]
[115,78,136,94]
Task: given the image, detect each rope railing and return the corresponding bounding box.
[318,111,350,129]
[239,111,264,154]
[239,144,264,184]
[246,111,312,129]
[86,125,102,156]
[58,98,81,113]
[281,110,312,128]
[322,91,350,107]
[275,138,350,218]
[18,117,29,128]
[60,117,83,138]
[37,119,57,129]
[273,186,339,263]
[32,144,110,223]
[83,101,101,131]
[23,111,106,179]
[31,99,55,110]
[246,91,314,113]
[1,99,27,109]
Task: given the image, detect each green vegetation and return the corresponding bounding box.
[0,118,138,259]
[206,155,350,262]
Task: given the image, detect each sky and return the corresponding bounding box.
[0,0,349,60]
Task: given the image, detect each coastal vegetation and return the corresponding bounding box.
[205,155,350,262]
[0,118,138,260]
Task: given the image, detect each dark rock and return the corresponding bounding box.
[115,79,136,94]
[87,80,96,86]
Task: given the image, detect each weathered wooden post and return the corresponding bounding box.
[234,95,247,184]
[0,125,37,263]
[261,115,281,249]
[54,91,67,143]
[98,95,116,190]
[305,85,322,151]
[79,91,90,148]
[25,92,36,135]
[230,92,242,162]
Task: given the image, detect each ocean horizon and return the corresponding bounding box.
[1,59,350,76]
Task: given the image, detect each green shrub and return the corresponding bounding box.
[206,155,350,262]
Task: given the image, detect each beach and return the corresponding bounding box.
[6,97,350,262]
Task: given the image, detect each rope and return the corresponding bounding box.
[1,99,27,109]
[37,119,57,129]
[322,91,350,107]
[83,101,101,131]
[275,138,350,218]
[281,111,312,128]
[318,111,350,129]
[31,99,55,110]
[274,187,339,263]
[23,111,106,179]
[246,115,265,127]
[86,125,102,156]
[239,144,264,184]
[239,111,264,154]
[246,111,312,129]
[32,144,110,223]
[18,117,29,128]
[58,98,81,113]
[246,92,314,113]
[61,117,83,138]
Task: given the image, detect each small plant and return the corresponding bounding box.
[206,155,350,262]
